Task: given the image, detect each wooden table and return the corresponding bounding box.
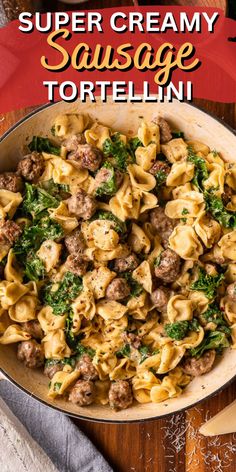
[1,101,235,472]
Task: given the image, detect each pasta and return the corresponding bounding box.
[0,113,234,412]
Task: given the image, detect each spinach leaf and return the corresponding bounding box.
[53,382,62,392]
[95,162,118,197]
[22,183,60,218]
[127,137,143,160]
[123,272,143,297]
[165,319,199,341]
[13,217,63,281]
[42,272,82,315]
[190,267,224,299]
[103,133,131,170]
[187,148,208,191]
[39,180,70,199]
[202,303,231,335]
[138,345,149,363]
[204,189,236,229]
[93,210,126,235]
[190,331,230,358]
[116,344,131,358]
[76,343,95,359]
[29,136,61,156]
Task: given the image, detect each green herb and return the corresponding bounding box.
[204,189,236,229]
[116,344,131,358]
[13,217,63,281]
[181,208,189,215]
[22,183,60,219]
[190,267,224,299]
[172,131,185,139]
[202,303,231,335]
[103,133,131,170]
[29,136,61,156]
[154,253,162,268]
[138,345,149,363]
[190,331,230,358]
[42,272,82,315]
[53,382,62,392]
[187,148,208,191]
[127,137,143,160]
[39,180,70,199]
[123,272,143,297]
[181,218,187,224]
[93,211,126,235]
[212,149,219,157]
[95,162,117,197]
[76,344,95,358]
[155,170,167,187]
[165,319,199,341]
[25,255,45,281]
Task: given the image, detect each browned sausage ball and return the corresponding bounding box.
[108,380,133,410]
[0,172,24,192]
[149,160,170,178]
[150,286,171,312]
[65,254,89,277]
[64,229,86,255]
[113,253,139,273]
[63,134,86,151]
[17,340,44,368]
[182,350,216,376]
[22,320,43,340]
[67,144,103,172]
[0,220,22,246]
[152,117,172,144]
[150,207,176,248]
[226,282,236,301]
[44,362,64,380]
[106,278,130,301]
[76,354,98,381]
[67,189,97,220]
[154,249,181,283]
[69,380,95,406]
[17,152,45,182]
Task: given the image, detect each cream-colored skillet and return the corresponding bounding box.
[0,98,236,423]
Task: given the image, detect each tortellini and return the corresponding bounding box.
[169,225,203,261]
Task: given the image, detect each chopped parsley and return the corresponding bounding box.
[165,319,199,341]
[190,267,224,299]
[128,137,143,160]
[155,170,167,187]
[187,148,208,191]
[29,136,61,156]
[42,272,82,315]
[190,331,230,358]
[181,208,189,215]
[204,189,236,229]
[154,253,163,267]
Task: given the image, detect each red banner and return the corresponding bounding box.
[0,6,235,113]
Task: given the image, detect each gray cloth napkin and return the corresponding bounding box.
[0,381,113,472]
[0,1,7,27]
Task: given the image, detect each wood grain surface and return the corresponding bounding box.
[0,0,235,471]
